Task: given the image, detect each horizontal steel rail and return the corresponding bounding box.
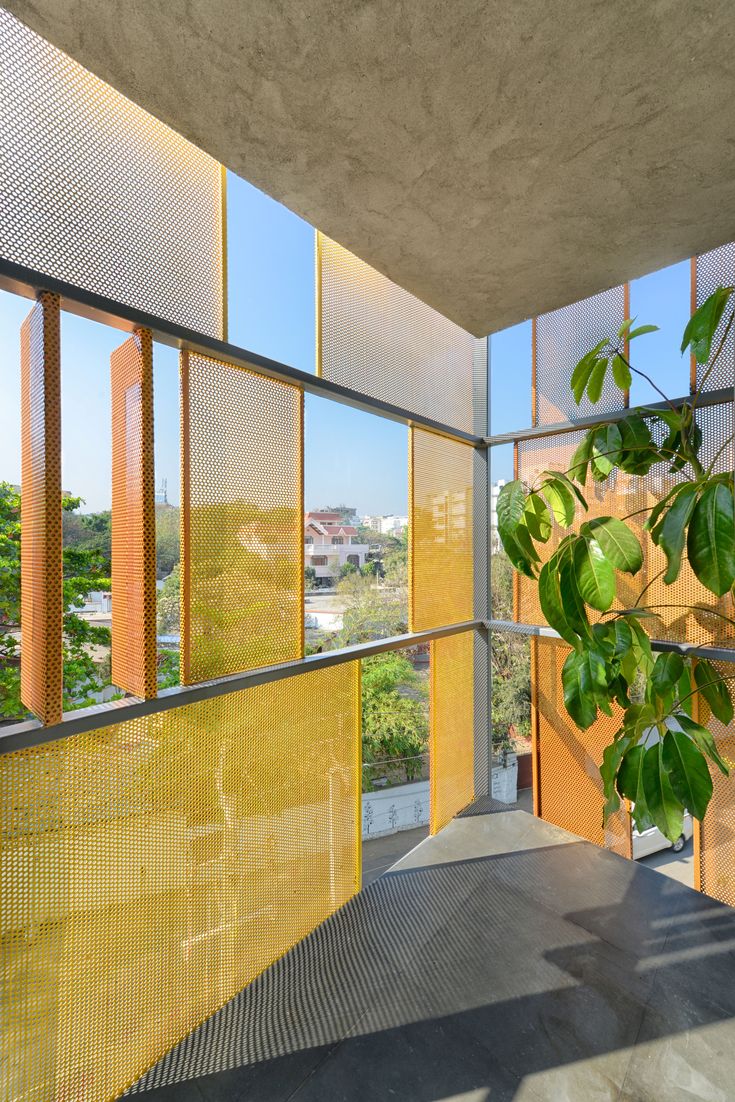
[489,619,735,662]
[485,386,733,447]
[0,257,484,448]
[0,619,484,754]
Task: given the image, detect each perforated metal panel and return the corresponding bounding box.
[410,428,474,631]
[533,284,629,426]
[531,637,632,856]
[0,663,360,1102]
[180,351,303,684]
[430,631,475,833]
[515,402,735,646]
[20,293,62,725]
[695,659,735,905]
[0,9,225,338]
[317,233,483,434]
[111,330,157,699]
[692,243,735,392]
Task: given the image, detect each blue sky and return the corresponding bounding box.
[0,169,694,511]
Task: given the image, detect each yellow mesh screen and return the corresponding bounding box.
[410,428,474,631]
[515,405,735,646]
[696,659,735,905]
[317,233,482,434]
[533,285,629,426]
[20,292,62,725]
[0,664,360,1102]
[0,9,225,338]
[692,243,735,392]
[531,637,632,855]
[430,631,475,833]
[180,351,303,683]
[111,330,157,699]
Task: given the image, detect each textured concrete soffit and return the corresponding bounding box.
[6,1,735,336]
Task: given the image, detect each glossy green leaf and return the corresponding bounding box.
[618,414,656,476]
[676,666,695,718]
[645,481,696,536]
[611,354,631,391]
[622,701,657,737]
[601,733,632,818]
[523,493,552,543]
[628,324,660,340]
[540,478,575,527]
[650,652,684,705]
[558,550,591,641]
[662,728,712,822]
[574,537,616,611]
[617,745,650,830]
[569,433,594,485]
[675,714,730,776]
[571,352,596,404]
[513,520,541,563]
[538,559,580,648]
[496,480,526,536]
[501,531,537,579]
[618,317,635,340]
[658,485,699,584]
[687,483,735,597]
[541,470,588,509]
[681,286,734,364]
[641,742,684,843]
[590,424,622,480]
[562,647,607,729]
[694,659,734,725]
[612,619,633,655]
[586,357,608,403]
[581,517,643,575]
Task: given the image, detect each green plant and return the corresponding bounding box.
[361,652,428,789]
[497,289,735,841]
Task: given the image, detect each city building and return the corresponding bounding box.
[362,513,409,536]
[304,511,369,585]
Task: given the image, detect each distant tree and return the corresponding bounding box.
[304,565,317,591]
[155,504,180,578]
[490,551,531,751]
[157,565,180,635]
[337,553,408,645]
[157,648,180,688]
[338,561,358,580]
[0,482,112,721]
[361,652,428,788]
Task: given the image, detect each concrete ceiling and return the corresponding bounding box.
[7,1,735,336]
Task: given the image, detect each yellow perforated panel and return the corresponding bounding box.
[20,292,62,725]
[180,351,303,683]
[317,233,483,435]
[0,665,360,1102]
[695,659,735,905]
[531,637,631,856]
[410,428,474,631]
[430,631,475,833]
[0,9,225,338]
[111,330,157,699]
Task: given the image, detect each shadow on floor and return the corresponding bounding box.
[128,803,735,1102]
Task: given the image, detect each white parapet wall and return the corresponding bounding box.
[361,755,519,840]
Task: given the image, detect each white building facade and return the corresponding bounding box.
[305,512,369,585]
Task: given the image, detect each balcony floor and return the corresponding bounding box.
[129,800,735,1101]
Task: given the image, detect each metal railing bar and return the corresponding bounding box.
[488,618,735,663]
[484,386,733,447]
[0,257,484,448]
[0,619,483,754]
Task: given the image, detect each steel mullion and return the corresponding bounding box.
[488,618,735,663]
[484,386,733,447]
[0,257,484,448]
[0,619,483,754]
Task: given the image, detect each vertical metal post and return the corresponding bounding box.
[473,337,491,799]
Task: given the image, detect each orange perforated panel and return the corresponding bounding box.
[692,243,735,392]
[430,631,475,833]
[515,403,735,647]
[410,428,474,631]
[180,351,303,683]
[0,664,360,1102]
[695,659,735,905]
[0,9,225,338]
[533,284,629,426]
[531,637,632,856]
[111,330,157,699]
[20,293,62,725]
[317,233,484,434]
